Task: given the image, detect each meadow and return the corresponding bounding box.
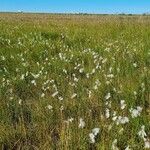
[0,13,150,150]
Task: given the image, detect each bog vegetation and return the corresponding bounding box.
[0,13,150,150]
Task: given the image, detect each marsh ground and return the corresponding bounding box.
[0,13,150,150]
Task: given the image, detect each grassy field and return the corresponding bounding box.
[0,13,150,150]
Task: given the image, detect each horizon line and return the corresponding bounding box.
[0,11,150,15]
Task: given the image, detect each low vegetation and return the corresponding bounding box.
[0,13,150,149]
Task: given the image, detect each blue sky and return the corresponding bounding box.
[0,0,150,14]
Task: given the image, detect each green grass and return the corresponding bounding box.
[0,13,150,150]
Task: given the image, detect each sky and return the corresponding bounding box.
[0,0,150,14]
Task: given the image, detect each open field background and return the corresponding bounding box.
[0,13,150,150]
